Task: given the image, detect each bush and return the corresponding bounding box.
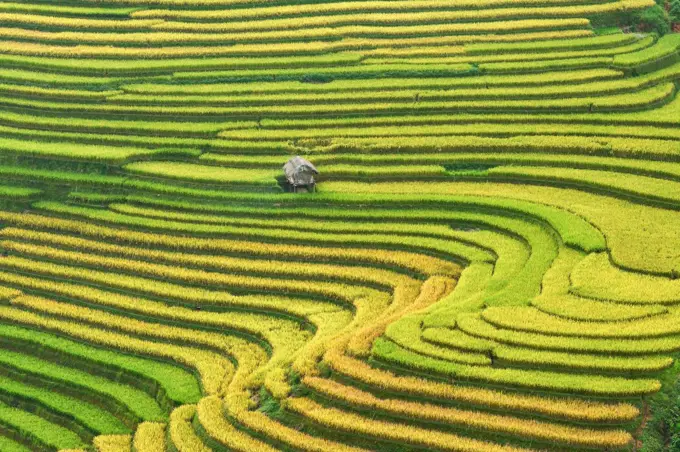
[670,0,680,23]
[633,5,671,35]
[639,363,680,451]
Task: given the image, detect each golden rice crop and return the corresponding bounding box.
[0,27,343,46]
[153,17,590,34]
[456,313,680,355]
[0,40,347,59]
[121,64,663,104]
[92,434,132,452]
[0,82,119,100]
[323,343,639,423]
[168,405,211,452]
[0,276,302,379]
[0,12,160,29]
[494,346,673,373]
[230,398,369,452]
[0,227,409,288]
[532,294,667,321]
[44,27,581,49]
[0,303,230,394]
[132,422,166,452]
[0,262,342,325]
[0,0,670,448]
[129,0,622,20]
[195,396,280,452]
[286,397,532,452]
[347,277,469,360]
[304,377,633,448]
[374,337,660,396]
[126,68,622,95]
[0,264,321,394]
[482,306,680,338]
[421,327,495,352]
[122,0,631,11]
[385,314,490,365]
[123,161,281,184]
[0,242,378,305]
[0,211,456,276]
[7,83,670,116]
[106,202,462,242]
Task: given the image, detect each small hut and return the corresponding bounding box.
[283,156,318,192]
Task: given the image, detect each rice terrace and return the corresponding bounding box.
[2,0,680,450]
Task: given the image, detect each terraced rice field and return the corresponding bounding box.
[0,0,679,450]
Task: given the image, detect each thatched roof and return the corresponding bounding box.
[283,156,318,186]
[284,156,318,174]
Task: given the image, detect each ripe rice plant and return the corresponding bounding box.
[125,68,624,95]
[493,346,674,373]
[323,347,641,423]
[0,303,232,395]
[373,337,662,396]
[168,405,211,452]
[481,306,680,338]
[285,397,536,451]
[303,377,633,448]
[0,0,678,449]
[457,313,680,355]
[132,422,166,452]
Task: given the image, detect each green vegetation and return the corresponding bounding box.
[0,0,677,450]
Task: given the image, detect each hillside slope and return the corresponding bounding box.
[0,0,679,450]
